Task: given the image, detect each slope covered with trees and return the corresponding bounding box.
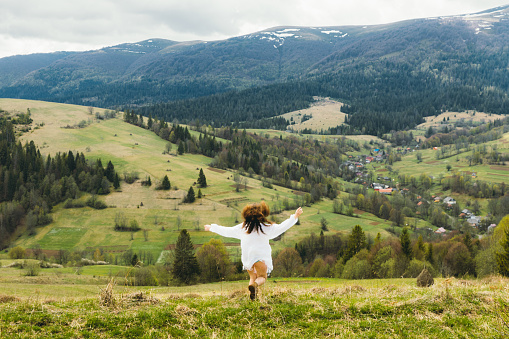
[0,121,118,249]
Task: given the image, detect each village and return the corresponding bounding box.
[340,147,495,237]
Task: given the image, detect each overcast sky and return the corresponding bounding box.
[0,0,507,58]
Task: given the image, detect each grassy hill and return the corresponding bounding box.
[0,99,398,262]
[0,264,507,338]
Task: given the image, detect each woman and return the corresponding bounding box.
[204,201,303,300]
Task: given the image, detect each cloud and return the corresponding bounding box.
[0,0,507,58]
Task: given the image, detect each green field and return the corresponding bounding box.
[0,269,507,338]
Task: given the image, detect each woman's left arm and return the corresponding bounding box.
[268,207,302,239]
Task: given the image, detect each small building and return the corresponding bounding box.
[443,197,456,205]
[467,216,482,227]
[379,188,394,195]
[435,227,447,234]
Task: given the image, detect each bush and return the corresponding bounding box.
[9,246,26,259]
[405,259,437,278]
[86,196,108,210]
[24,261,41,276]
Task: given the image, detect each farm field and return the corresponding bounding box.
[0,269,507,338]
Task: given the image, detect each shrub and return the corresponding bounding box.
[405,259,437,278]
[24,261,40,276]
[9,246,26,259]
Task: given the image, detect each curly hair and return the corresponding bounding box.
[241,201,273,234]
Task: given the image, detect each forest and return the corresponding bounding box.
[0,121,118,249]
[132,55,509,136]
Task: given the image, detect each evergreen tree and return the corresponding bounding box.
[425,243,434,265]
[131,253,138,266]
[497,229,509,277]
[177,141,185,155]
[197,189,202,198]
[197,168,207,187]
[463,232,473,254]
[185,186,195,203]
[104,161,115,182]
[113,173,120,189]
[344,225,366,261]
[400,228,413,260]
[161,175,171,190]
[172,229,200,285]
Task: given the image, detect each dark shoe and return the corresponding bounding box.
[248,283,258,300]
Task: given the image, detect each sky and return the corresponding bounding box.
[0,0,507,58]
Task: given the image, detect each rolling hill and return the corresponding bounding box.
[1,98,396,259]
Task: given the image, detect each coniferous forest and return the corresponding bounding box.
[0,121,117,248]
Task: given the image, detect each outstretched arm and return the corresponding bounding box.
[294,207,303,219]
[268,207,303,239]
[205,223,243,239]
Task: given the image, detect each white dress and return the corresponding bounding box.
[209,214,298,274]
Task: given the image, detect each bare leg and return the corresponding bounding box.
[246,261,268,300]
[252,261,267,286]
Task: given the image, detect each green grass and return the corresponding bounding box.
[0,276,507,338]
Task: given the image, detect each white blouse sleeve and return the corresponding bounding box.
[268,214,298,239]
[209,223,244,239]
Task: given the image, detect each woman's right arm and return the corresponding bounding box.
[205,223,243,239]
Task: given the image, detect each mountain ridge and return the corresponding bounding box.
[0,5,508,117]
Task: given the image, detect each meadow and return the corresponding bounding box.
[0,263,507,338]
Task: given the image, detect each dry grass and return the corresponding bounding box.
[280,97,346,131]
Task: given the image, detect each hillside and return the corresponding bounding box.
[2,99,396,260]
[0,272,507,338]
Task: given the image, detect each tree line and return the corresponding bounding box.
[0,121,118,249]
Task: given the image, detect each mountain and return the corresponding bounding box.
[1,5,509,131]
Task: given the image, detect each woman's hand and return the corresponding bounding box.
[204,224,211,231]
[295,207,303,219]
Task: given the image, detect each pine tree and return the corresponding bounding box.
[161,175,171,190]
[105,161,115,182]
[113,173,120,190]
[186,186,195,203]
[344,225,366,261]
[177,141,185,155]
[497,229,509,277]
[197,168,207,187]
[464,232,473,254]
[197,189,202,199]
[172,229,200,285]
[400,228,413,260]
[131,253,138,266]
[425,243,434,264]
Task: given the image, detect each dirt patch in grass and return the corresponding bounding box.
[425,161,439,164]
[0,295,20,303]
[370,221,381,225]
[230,184,253,190]
[487,172,509,177]
[25,249,60,258]
[219,197,249,204]
[291,190,306,196]
[377,169,387,172]
[489,166,509,171]
[354,209,365,215]
[207,167,226,174]
[165,242,239,250]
